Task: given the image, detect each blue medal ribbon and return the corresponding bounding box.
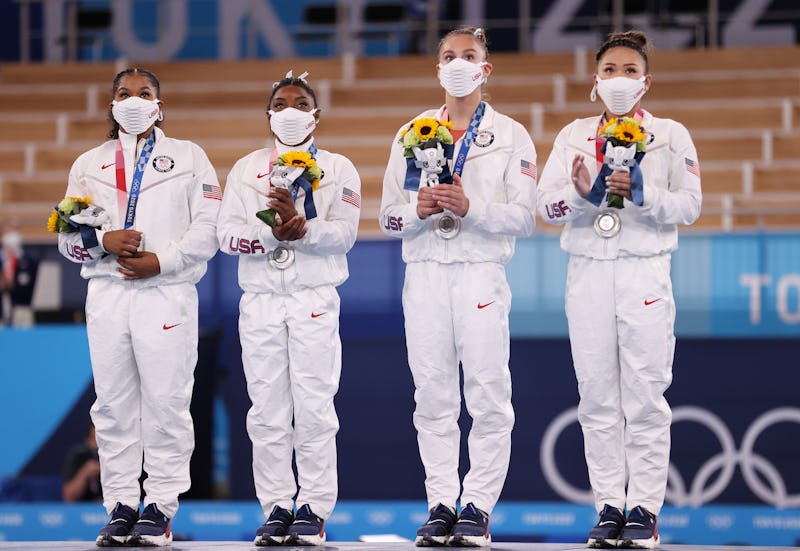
[123,130,156,229]
[290,143,319,220]
[403,102,486,191]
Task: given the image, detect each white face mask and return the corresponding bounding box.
[268,107,318,146]
[112,96,161,135]
[437,58,487,98]
[593,76,647,116]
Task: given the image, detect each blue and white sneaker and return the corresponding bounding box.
[96,502,139,547]
[255,505,294,546]
[415,503,457,547]
[587,504,626,548]
[128,503,172,546]
[618,506,659,549]
[449,503,491,547]
[286,504,326,546]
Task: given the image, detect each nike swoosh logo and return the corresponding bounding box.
[101,162,115,169]
[137,520,157,525]
[599,521,618,526]
[428,519,447,524]
[644,298,663,306]
[163,323,181,330]
[257,173,269,179]
[311,312,326,319]
[110,519,128,524]
[626,522,645,527]
[587,137,597,141]
[458,520,479,525]
[477,301,495,310]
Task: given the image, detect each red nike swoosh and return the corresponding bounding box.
[644,298,663,306]
[101,162,115,169]
[311,312,326,319]
[257,173,269,179]
[477,301,495,310]
[163,323,182,330]
[587,137,596,142]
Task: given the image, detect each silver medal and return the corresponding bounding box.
[594,210,621,238]
[269,245,295,269]
[434,212,461,240]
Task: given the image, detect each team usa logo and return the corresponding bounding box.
[383,215,403,231]
[152,155,175,173]
[474,130,494,148]
[228,237,265,254]
[545,200,572,219]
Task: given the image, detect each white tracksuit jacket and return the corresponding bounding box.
[217,138,360,520]
[58,127,220,518]
[537,109,702,515]
[380,103,537,514]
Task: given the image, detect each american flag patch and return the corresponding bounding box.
[521,159,537,180]
[203,183,222,200]
[342,187,361,208]
[685,158,700,177]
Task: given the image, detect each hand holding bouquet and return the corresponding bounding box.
[257,151,322,227]
[598,117,649,208]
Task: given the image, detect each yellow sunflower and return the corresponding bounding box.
[47,210,59,232]
[613,119,644,144]
[439,119,454,129]
[599,119,617,137]
[413,117,439,141]
[279,151,314,168]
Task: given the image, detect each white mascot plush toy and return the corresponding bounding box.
[412,142,446,187]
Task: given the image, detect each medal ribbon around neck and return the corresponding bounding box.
[115,130,156,229]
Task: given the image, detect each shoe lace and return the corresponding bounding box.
[295,505,321,523]
[627,506,652,525]
[267,506,293,524]
[140,504,167,524]
[110,503,137,522]
[459,504,487,524]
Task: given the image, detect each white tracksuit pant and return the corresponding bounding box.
[240,286,341,519]
[87,278,198,518]
[403,261,514,515]
[566,254,674,516]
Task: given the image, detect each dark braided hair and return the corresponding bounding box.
[107,68,162,139]
[596,30,652,72]
[267,74,318,112]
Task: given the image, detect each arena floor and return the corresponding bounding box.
[1,543,799,551]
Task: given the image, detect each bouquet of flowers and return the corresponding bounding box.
[598,117,649,208]
[399,117,453,159]
[257,150,322,227]
[47,196,109,233]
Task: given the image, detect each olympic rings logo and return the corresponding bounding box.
[540,406,800,508]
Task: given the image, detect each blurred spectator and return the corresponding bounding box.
[1,218,38,327]
[1,218,22,283]
[62,422,102,502]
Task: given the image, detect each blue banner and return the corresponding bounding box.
[0,502,798,545]
[506,233,800,338]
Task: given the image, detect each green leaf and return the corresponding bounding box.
[256,209,278,227]
[607,193,625,209]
